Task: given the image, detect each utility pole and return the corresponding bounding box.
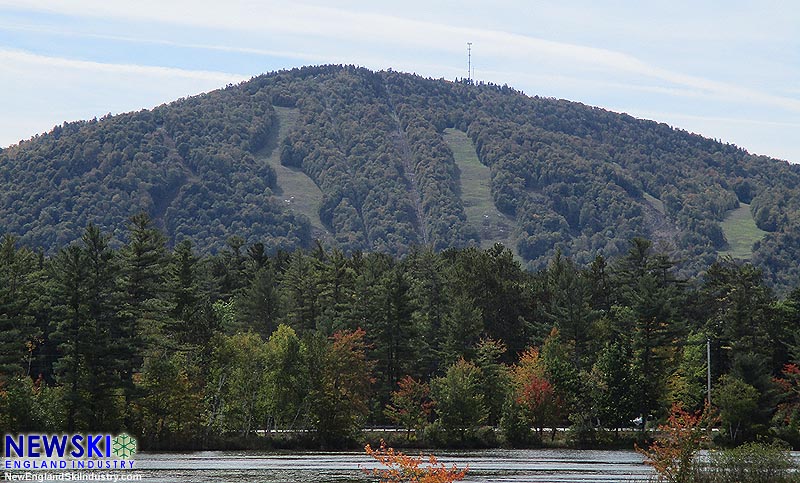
[707,337,712,406]
[467,42,472,83]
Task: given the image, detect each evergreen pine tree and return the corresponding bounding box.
[237,264,280,338]
[166,239,201,345]
[408,248,450,377]
[282,251,323,333]
[544,252,600,370]
[49,245,89,431]
[119,213,170,424]
[613,238,685,425]
[81,224,125,430]
[367,265,417,412]
[0,235,35,380]
[440,294,483,365]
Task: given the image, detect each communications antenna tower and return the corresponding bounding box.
[467,42,472,83]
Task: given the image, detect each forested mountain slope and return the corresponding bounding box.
[2,65,799,287]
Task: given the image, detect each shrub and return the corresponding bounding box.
[637,402,716,483]
[363,440,468,483]
[695,442,797,483]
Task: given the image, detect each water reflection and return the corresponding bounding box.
[135,448,654,482]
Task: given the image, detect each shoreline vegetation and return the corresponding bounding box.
[2,215,800,459]
[637,403,799,483]
[183,426,646,451]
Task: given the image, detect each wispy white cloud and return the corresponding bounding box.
[0,48,246,83]
[476,68,712,102]
[0,22,321,62]
[3,0,798,114]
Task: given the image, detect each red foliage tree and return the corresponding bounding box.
[384,375,434,439]
[364,440,468,483]
[511,347,559,435]
[773,363,800,431]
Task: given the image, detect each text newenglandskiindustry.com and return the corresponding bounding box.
[3,472,143,481]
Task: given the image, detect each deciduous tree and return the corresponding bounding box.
[430,358,487,442]
[385,375,433,439]
[307,328,375,446]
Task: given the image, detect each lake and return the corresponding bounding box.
[133,449,654,482]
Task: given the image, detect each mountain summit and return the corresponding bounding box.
[2,65,799,287]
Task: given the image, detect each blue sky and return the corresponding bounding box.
[1,0,798,162]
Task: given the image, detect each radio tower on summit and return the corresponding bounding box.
[467,42,472,83]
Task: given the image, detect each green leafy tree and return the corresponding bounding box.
[539,328,581,424]
[473,338,510,426]
[0,375,64,432]
[667,332,708,411]
[206,331,269,436]
[263,324,306,430]
[430,358,487,442]
[133,353,204,448]
[590,340,637,431]
[713,374,759,443]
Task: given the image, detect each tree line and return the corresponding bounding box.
[1,218,799,449]
[5,65,800,290]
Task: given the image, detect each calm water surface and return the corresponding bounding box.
[134,449,654,482]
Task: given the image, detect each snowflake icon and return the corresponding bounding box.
[111,433,137,459]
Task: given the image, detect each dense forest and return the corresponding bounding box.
[1,221,799,449]
[2,65,800,290]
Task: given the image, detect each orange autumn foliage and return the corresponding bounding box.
[636,402,717,483]
[364,440,468,483]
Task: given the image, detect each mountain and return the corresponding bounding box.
[2,65,799,288]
